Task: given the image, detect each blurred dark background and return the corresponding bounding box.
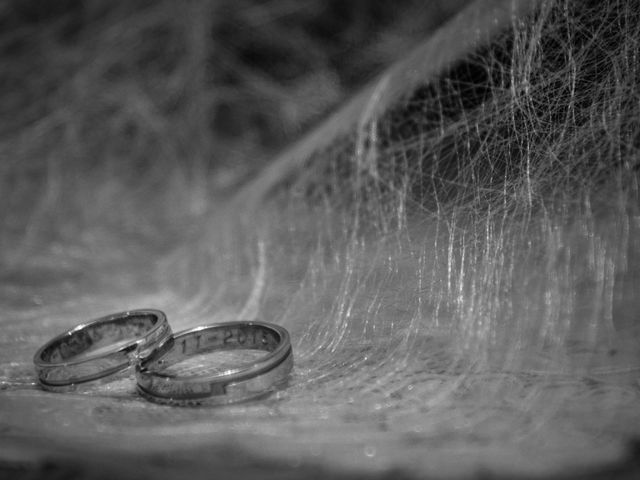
[0,0,466,193]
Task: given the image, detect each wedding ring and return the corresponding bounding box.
[33,309,172,391]
[135,321,293,406]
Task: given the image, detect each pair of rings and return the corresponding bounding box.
[33,309,293,406]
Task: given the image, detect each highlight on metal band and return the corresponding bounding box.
[33,309,172,392]
[135,320,293,406]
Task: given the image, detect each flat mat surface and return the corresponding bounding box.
[1,242,640,480]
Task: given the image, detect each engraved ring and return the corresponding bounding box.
[135,321,293,406]
[33,309,172,392]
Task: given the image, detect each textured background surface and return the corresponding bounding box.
[2,1,640,478]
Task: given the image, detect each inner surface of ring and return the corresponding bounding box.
[40,313,158,363]
[145,324,282,372]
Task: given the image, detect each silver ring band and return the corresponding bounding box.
[135,321,293,406]
[33,309,172,391]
